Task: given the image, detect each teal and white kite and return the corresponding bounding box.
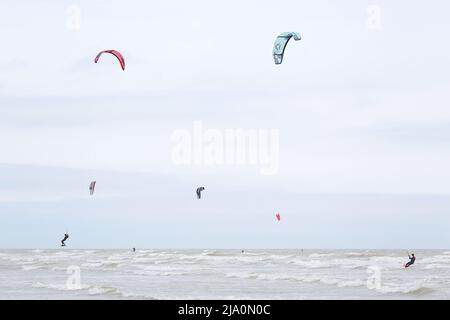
[272,32,301,64]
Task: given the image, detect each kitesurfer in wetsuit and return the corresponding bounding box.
[196,187,204,199]
[61,233,69,247]
[405,253,415,268]
[132,248,136,252]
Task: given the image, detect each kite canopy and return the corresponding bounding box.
[94,50,125,70]
[89,181,96,196]
[272,32,301,65]
[276,213,281,221]
[196,187,205,199]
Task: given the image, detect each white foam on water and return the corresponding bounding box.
[32,281,90,291]
[424,263,450,270]
[81,262,104,268]
[0,249,447,299]
[308,253,335,258]
[375,282,434,295]
[225,271,367,289]
[288,259,330,268]
[22,265,42,271]
[88,286,121,296]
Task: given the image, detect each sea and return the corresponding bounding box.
[0,249,449,299]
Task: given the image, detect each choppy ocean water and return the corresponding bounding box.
[0,249,449,299]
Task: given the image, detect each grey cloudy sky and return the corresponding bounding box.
[0,0,449,248]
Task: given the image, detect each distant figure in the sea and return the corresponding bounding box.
[61,233,69,247]
[404,253,415,268]
[241,250,244,254]
[132,248,136,252]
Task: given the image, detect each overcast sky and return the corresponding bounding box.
[0,0,449,248]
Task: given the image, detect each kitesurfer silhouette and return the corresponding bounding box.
[405,253,416,268]
[61,233,69,247]
[196,187,205,199]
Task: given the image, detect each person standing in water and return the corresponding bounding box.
[405,253,416,268]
